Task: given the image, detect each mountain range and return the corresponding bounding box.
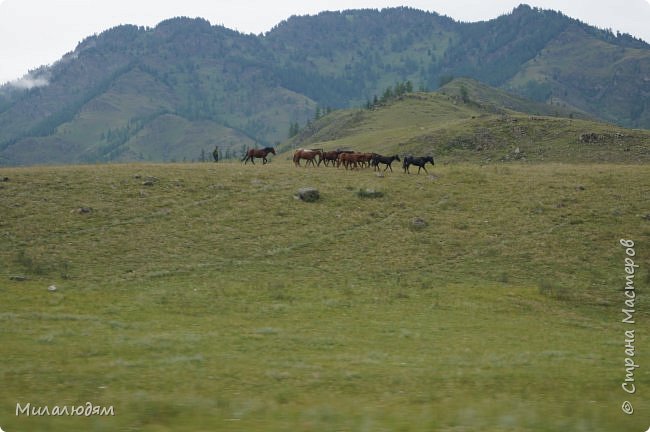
[0,4,649,165]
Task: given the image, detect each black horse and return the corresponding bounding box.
[403,156,434,174]
[371,154,401,172]
[242,147,276,164]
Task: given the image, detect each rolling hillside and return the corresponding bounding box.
[285,78,650,164]
[0,5,649,166]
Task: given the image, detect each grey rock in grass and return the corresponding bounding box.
[72,207,93,214]
[411,217,427,229]
[356,188,383,198]
[296,187,320,202]
[140,176,158,186]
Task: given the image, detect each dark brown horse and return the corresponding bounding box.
[371,154,401,172]
[242,147,276,164]
[293,148,323,167]
[403,155,434,174]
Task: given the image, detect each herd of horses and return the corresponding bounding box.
[241,146,434,174]
[293,148,435,174]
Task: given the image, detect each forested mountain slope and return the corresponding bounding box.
[0,5,648,165]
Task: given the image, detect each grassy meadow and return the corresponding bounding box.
[1,160,649,431]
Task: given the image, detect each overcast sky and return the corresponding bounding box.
[2,0,650,85]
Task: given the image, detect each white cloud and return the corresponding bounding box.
[8,73,49,90]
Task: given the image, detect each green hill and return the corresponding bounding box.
[0,5,649,166]
[285,79,650,164]
[438,77,592,119]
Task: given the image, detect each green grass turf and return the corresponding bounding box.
[1,161,649,431]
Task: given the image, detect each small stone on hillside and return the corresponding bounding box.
[411,217,427,229]
[296,187,320,202]
[356,188,384,198]
[140,176,158,186]
[10,275,28,281]
[72,207,93,214]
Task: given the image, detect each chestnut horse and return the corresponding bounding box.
[242,147,276,164]
[321,150,341,167]
[293,148,323,167]
[338,152,374,169]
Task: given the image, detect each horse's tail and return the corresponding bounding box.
[402,156,410,172]
[241,149,248,162]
